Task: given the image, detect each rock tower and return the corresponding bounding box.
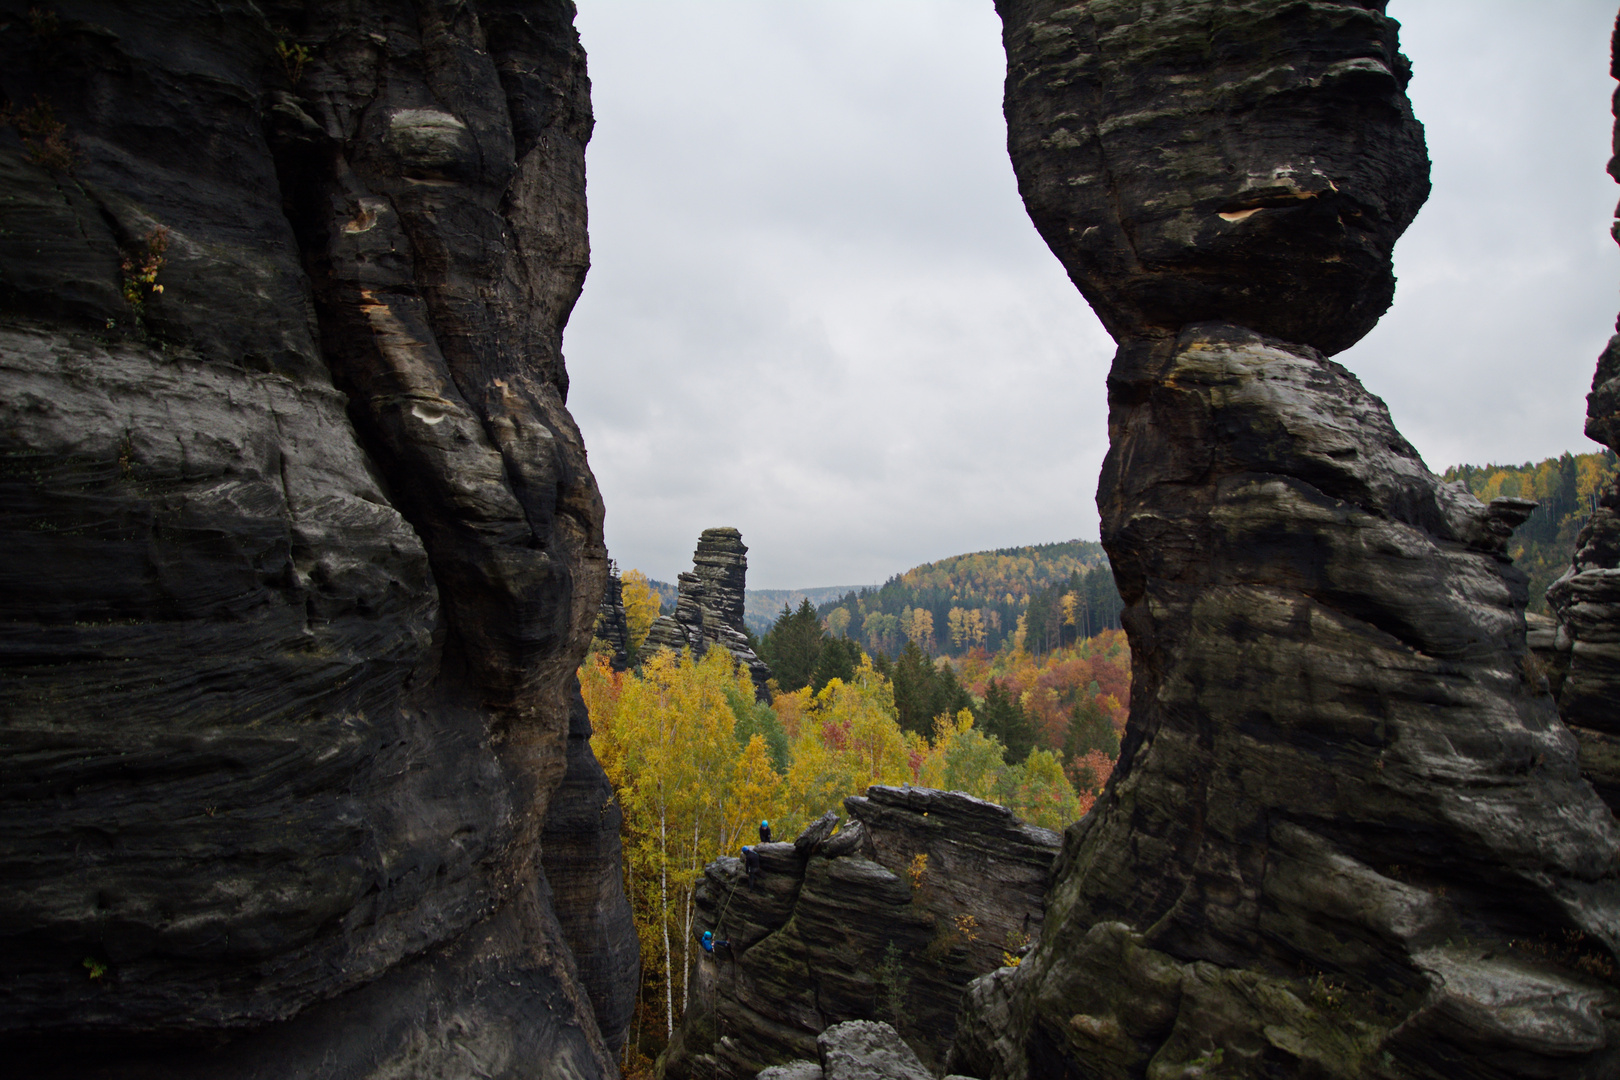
[642,527,773,697]
[953,3,1620,1078]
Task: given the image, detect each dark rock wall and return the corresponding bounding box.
[1548,13,1620,815]
[594,561,634,671]
[953,3,1620,1079]
[0,2,634,1076]
[641,526,772,697]
[663,787,1059,1080]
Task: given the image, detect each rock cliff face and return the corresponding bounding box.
[662,787,1059,1080]
[1547,14,1620,816]
[642,526,772,696]
[0,2,634,1076]
[952,3,1620,1078]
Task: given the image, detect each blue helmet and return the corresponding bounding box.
[760,820,769,828]
[701,930,713,943]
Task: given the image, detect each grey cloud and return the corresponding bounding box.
[567,0,1618,587]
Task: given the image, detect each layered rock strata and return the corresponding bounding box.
[594,560,635,671]
[1547,14,1620,815]
[641,526,772,696]
[662,787,1059,1080]
[0,2,634,1076]
[952,3,1620,1078]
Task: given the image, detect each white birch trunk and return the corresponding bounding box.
[660,797,672,1039]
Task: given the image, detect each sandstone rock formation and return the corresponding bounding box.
[642,526,772,696]
[0,2,634,1076]
[662,787,1059,1080]
[951,3,1620,1078]
[595,560,635,671]
[1547,14,1620,816]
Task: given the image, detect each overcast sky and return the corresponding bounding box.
[563,0,1620,589]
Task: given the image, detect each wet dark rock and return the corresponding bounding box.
[641,527,772,697]
[541,685,640,1053]
[952,2,1620,1078]
[0,2,633,1076]
[664,788,1058,1080]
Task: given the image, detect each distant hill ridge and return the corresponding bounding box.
[642,580,862,636]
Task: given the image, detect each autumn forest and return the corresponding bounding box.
[582,449,1613,1068]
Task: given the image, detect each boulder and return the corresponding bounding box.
[817,1020,933,1080]
[665,788,1059,1080]
[951,3,1620,1078]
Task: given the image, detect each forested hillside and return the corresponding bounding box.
[808,539,1122,657]
[595,542,1134,1062]
[1443,450,1618,613]
[742,586,859,636]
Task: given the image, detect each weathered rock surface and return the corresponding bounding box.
[663,787,1058,1080]
[756,1020,983,1080]
[817,1019,935,1080]
[0,2,634,1076]
[952,3,1620,1078]
[641,526,772,696]
[1547,15,1620,816]
[594,560,635,671]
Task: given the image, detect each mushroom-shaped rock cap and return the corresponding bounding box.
[997,0,1430,354]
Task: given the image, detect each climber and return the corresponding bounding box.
[742,844,761,889]
[759,819,772,843]
[700,930,730,954]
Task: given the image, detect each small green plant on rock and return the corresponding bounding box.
[1,96,75,170]
[906,852,927,892]
[876,941,909,1027]
[1002,928,1029,968]
[1306,973,1346,1011]
[28,7,60,37]
[120,226,169,317]
[276,40,312,84]
[83,956,107,981]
